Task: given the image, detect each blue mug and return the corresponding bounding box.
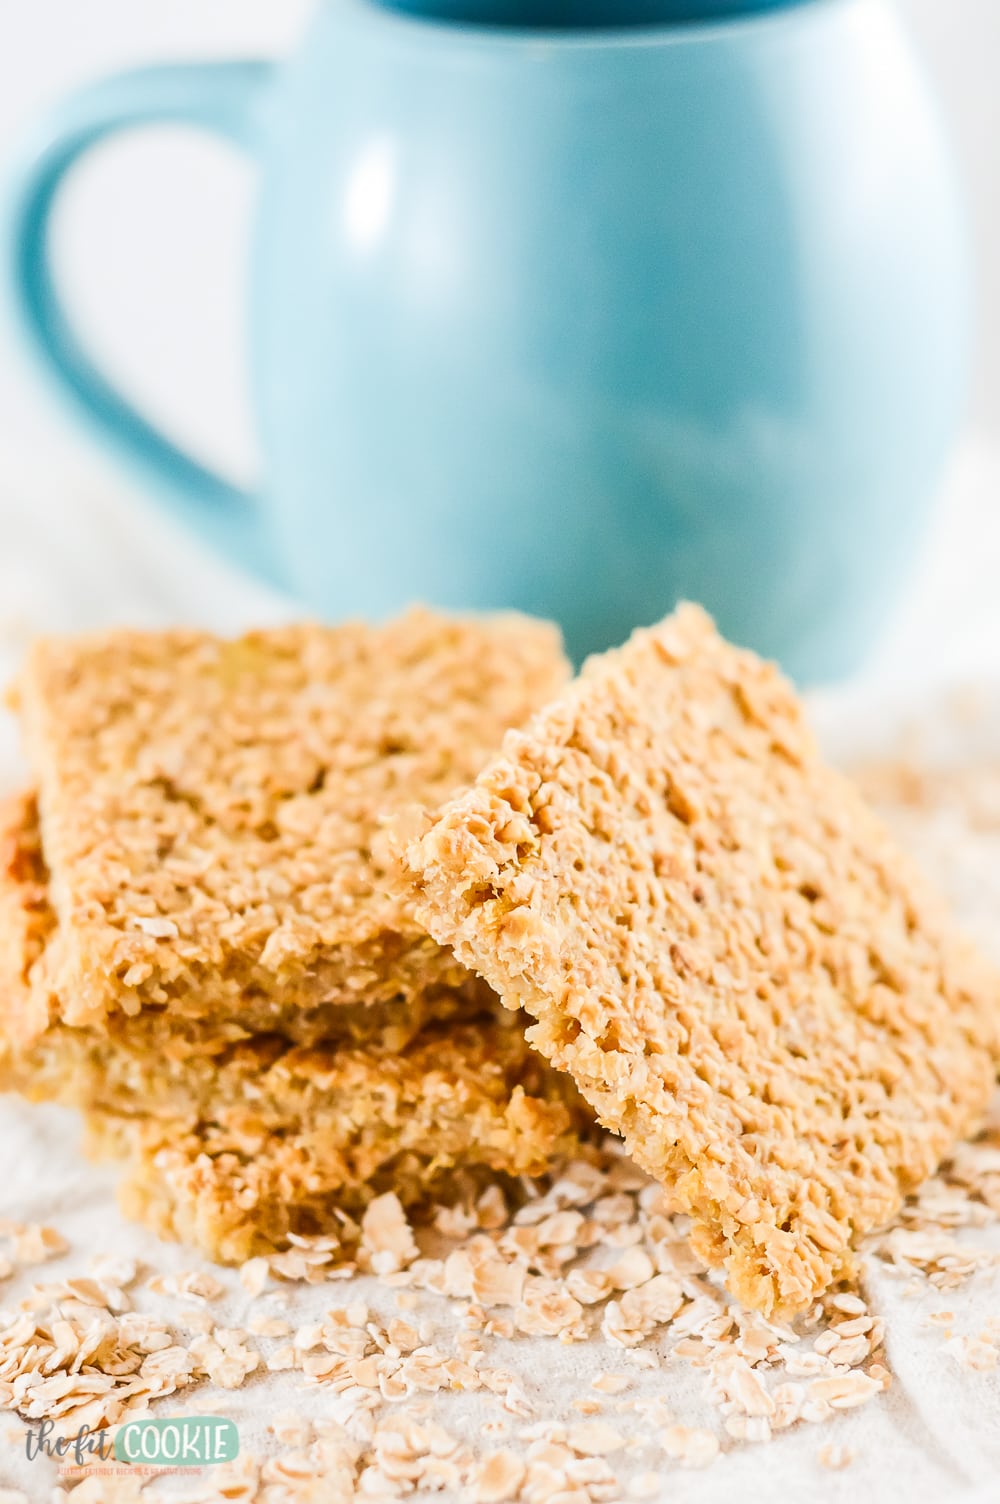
[2,0,967,676]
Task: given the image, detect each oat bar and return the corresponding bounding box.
[399,605,1000,1317]
[0,791,484,1080]
[83,1019,590,1263]
[10,610,568,1028]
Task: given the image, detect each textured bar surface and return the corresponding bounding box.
[400,605,1000,1317]
[10,609,568,1027]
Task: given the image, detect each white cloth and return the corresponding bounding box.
[1,439,1000,1502]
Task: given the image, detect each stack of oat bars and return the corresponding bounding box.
[0,609,591,1263]
[2,602,998,1318]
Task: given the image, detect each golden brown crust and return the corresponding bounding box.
[83,1019,592,1263]
[399,604,1000,1318]
[11,610,568,1027]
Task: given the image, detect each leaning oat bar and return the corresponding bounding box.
[10,609,568,1029]
[400,604,1000,1318]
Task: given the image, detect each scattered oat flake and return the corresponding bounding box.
[88,1255,139,1287]
[515,1278,584,1338]
[828,1293,867,1316]
[147,1269,224,1302]
[240,1256,270,1296]
[628,1472,662,1499]
[503,1381,534,1418]
[567,1421,625,1455]
[818,1443,856,1470]
[566,1268,612,1305]
[188,1328,260,1389]
[471,1258,526,1309]
[809,1373,883,1409]
[12,1224,68,1264]
[468,1448,526,1502]
[361,1193,419,1275]
[606,1248,655,1290]
[662,1426,720,1468]
[248,1314,291,1338]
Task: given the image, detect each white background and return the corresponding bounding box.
[0,0,997,496]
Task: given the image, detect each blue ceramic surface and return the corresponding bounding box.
[1,0,969,677]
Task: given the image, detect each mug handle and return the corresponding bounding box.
[2,61,280,584]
